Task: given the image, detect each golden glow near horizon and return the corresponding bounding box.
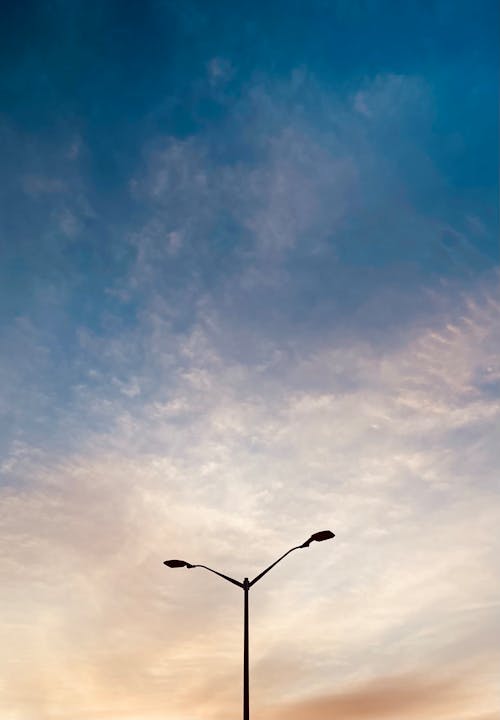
[1,283,499,719]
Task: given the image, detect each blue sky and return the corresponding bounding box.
[0,2,499,719]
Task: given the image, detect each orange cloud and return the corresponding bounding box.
[263,672,480,720]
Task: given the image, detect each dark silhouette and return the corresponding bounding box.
[163,559,193,568]
[163,530,335,720]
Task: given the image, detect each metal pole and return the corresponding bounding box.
[243,577,250,720]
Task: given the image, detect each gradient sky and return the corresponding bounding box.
[0,2,499,719]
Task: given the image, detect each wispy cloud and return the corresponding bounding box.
[1,266,498,717]
[264,671,494,720]
[1,6,498,713]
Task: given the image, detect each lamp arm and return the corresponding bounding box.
[191,564,244,588]
[249,545,305,588]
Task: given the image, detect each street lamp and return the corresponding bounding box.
[163,530,335,720]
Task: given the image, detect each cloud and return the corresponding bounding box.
[115,70,493,364]
[264,671,486,720]
[207,57,234,86]
[1,68,498,719]
[1,270,499,718]
[352,73,429,122]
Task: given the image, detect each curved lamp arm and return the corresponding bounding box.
[249,545,304,588]
[248,530,335,588]
[163,559,243,588]
[190,564,244,588]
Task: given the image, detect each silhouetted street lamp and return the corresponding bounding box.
[163,530,335,720]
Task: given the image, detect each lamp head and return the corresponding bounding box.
[163,559,194,568]
[301,530,335,547]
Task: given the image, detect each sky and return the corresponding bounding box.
[0,1,499,719]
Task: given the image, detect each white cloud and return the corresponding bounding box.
[1,271,498,718]
[1,71,498,719]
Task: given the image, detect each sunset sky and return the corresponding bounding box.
[0,2,499,719]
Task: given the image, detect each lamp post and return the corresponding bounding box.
[163,529,335,720]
